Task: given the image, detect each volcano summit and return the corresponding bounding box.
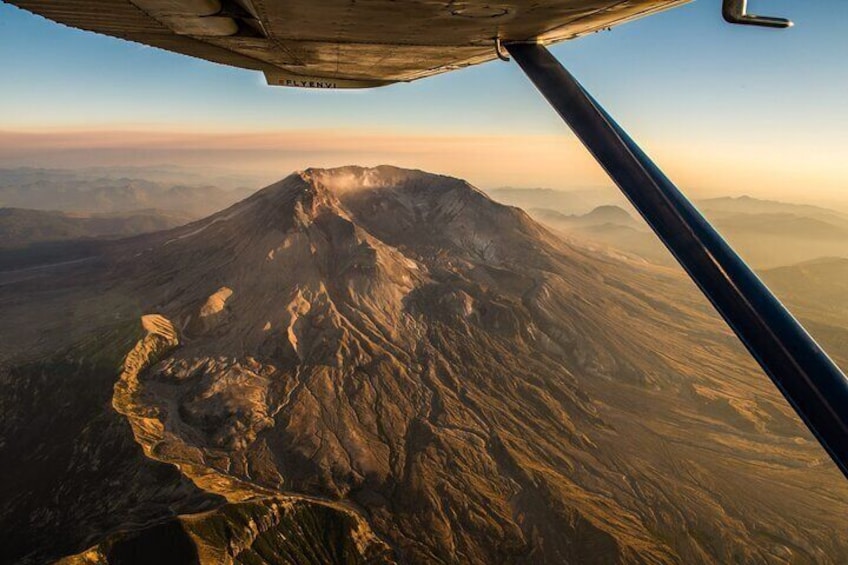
[1,166,847,564]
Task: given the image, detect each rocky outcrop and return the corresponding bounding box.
[106,313,392,563]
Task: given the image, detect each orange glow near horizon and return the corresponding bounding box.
[1,128,846,207]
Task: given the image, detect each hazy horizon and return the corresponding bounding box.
[3,158,847,214]
[2,0,846,208]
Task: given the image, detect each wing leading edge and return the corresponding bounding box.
[5,0,690,88]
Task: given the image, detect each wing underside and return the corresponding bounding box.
[7,0,689,87]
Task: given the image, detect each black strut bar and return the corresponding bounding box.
[507,42,848,480]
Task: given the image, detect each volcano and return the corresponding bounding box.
[1,166,847,564]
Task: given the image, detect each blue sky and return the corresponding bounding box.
[0,0,846,201]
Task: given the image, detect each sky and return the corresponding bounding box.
[0,0,846,204]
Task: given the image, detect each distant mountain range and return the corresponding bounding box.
[0,167,259,270]
[0,208,194,249]
[0,207,198,271]
[2,167,847,564]
[488,186,622,216]
[697,195,848,219]
[0,167,257,218]
[0,165,268,191]
[529,204,638,228]
[508,192,848,269]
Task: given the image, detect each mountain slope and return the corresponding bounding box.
[2,166,847,564]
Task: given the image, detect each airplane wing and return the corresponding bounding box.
[5,0,689,88]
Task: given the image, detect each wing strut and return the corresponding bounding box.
[506,42,848,480]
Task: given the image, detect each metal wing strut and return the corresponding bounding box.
[506,42,848,480]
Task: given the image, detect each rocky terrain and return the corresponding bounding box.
[1,166,847,564]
